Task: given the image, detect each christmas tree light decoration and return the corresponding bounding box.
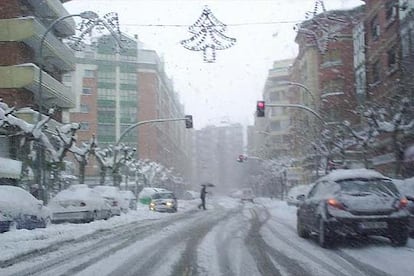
[180,6,236,62]
[294,0,347,54]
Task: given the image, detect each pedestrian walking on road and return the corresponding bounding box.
[198,184,208,210]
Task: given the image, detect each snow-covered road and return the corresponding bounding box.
[1,197,413,275]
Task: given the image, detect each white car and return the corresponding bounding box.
[120,190,137,211]
[241,188,255,202]
[93,185,123,216]
[48,184,111,223]
[0,185,50,232]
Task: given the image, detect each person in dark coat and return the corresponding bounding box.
[198,184,208,210]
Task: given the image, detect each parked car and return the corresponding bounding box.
[138,187,168,205]
[286,184,314,206]
[0,185,50,232]
[149,190,178,213]
[93,185,123,216]
[241,188,255,203]
[296,169,409,248]
[48,184,112,223]
[393,178,414,237]
[120,190,137,211]
[182,190,199,200]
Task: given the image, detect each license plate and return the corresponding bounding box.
[359,221,387,229]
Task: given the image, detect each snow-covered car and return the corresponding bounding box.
[93,185,123,216]
[0,185,50,232]
[182,190,199,200]
[138,187,168,205]
[393,178,414,237]
[286,184,314,206]
[48,184,112,223]
[149,191,178,213]
[297,169,410,248]
[241,188,255,203]
[120,190,137,211]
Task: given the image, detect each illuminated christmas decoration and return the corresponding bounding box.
[66,12,122,51]
[180,6,236,62]
[294,0,347,54]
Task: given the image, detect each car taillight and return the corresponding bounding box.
[327,198,345,210]
[395,198,408,209]
[80,202,86,207]
[112,201,118,207]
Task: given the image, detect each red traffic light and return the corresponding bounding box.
[256,100,265,117]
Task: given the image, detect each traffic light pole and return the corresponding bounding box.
[266,103,326,125]
[115,117,190,146]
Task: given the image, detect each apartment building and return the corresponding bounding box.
[66,34,192,180]
[0,0,76,182]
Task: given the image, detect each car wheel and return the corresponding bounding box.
[297,217,310,239]
[318,218,333,248]
[390,228,408,247]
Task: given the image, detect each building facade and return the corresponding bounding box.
[65,34,192,181]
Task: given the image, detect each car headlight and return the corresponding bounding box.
[149,202,156,207]
[166,201,173,207]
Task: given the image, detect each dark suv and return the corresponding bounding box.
[296,169,409,248]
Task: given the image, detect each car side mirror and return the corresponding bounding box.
[406,195,414,202]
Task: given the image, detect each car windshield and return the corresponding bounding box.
[152,193,175,200]
[337,178,400,197]
[1,0,414,275]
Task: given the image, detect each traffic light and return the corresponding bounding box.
[237,154,246,162]
[256,100,265,117]
[185,115,193,128]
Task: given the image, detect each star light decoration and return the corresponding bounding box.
[294,0,348,54]
[180,6,236,63]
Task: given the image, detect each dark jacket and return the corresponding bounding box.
[200,186,207,199]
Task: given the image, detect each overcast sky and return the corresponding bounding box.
[64,0,364,130]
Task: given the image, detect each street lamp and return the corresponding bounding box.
[278,81,316,108]
[36,11,121,201]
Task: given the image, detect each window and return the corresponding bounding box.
[79,122,90,131]
[321,49,342,66]
[269,92,280,101]
[84,70,95,78]
[372,60,381,84]
[387,47,398,73]
[385,1,396,23]
[80,104,90,113]
[370,16,380,40]
[82,87,92,95]
[270,121,281,131]
[322,79,344,95]
[62,74,71,83]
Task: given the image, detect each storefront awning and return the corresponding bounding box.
[0,157,22,179]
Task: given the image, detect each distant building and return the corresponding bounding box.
[194,124,244,193]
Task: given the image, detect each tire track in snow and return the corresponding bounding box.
[266,214,390,276]
[110,208,237,276]
[4,210,199,276]
[246,207,310,276]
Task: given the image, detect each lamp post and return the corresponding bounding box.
[36,11,121,201]
[278,81,316,108]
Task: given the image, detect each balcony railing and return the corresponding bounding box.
[0,64,75,108]
[0,17,75,73]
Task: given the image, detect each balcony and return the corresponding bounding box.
[27,0,76,37]
[0,64,75,108]
[0,17,75,73]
